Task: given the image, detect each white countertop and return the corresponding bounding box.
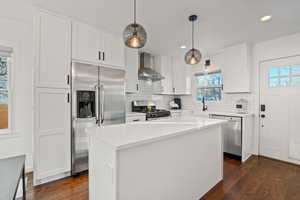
[169,109,193,112]
[126,112,146,117]
[87,116,227,150]
[208,111,254,118]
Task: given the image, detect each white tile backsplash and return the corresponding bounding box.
[180,93,254,115]
[126,80,172,112]
[126,93,172,112]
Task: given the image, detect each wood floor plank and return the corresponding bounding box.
[26,156,300,200]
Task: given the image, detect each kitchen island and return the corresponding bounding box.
[88,117,226,200]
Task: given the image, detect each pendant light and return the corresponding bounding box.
[185,15,202,65]
[123,0,147,49]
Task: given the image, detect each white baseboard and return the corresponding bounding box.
[34,171,71,186]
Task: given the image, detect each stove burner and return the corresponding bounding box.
[145,109,171,120]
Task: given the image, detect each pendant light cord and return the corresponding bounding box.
[192,20,194,49]
[134,0,136,24]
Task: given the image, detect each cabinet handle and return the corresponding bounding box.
[67,75,70,85]
[67,93,70,103]
[136,84,139,91]
[133,119,140,122]
[102,52,105,61]
[98,51,102,60]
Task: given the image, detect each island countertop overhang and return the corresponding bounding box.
[87,117,227,150]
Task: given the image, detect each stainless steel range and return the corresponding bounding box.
[132,100,171,120]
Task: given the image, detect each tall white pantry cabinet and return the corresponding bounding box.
[34,10,72,185]
[34,9,126,185]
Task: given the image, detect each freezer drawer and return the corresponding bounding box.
[210,115,242,158]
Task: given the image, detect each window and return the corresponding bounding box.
[195,71,223,101]
[0,49,12,131]
[268,65,300,88]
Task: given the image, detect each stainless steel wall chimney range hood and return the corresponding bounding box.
[139,52,164,81]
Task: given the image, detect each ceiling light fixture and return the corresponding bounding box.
[185,15,202,65]
[123,0,147,49]
[180,45,187,49]
[260,15,272,22]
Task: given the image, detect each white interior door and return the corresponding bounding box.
[259,55,300,165]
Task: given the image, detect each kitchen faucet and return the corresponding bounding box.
[202,97,208,112]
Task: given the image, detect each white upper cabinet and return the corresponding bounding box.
[172,56,191,95]
[72,21,125,68]
[155,56,174,94]
[36,11,71,88]
[222,43,251,93]
[210,52,224,72]
[125,48,139,93]
[72,21,100,64]
[102,32,125,68]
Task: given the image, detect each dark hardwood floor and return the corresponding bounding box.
[26,156,300,200]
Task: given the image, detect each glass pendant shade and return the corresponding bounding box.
[123,23,147,49]
[123,0,147,49]
[185,48,201,65]
[185,15,201,65]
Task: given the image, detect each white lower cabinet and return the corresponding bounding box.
[34,88,71,185]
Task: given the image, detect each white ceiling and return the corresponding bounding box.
[30,0,300,56]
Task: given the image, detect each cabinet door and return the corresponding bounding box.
[102,32,125,68]
[223,43,250,93]
[210,52,224,72]
[34,88,71,185]
[72,21,100,64]
[37,11,71,88]
[156,56,174,94]
[172,57,191,95]
[125,48,139,93]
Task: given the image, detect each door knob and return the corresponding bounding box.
[261,114,266,118]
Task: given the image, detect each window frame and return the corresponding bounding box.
[268,65,300,88]
[195,70,223,101]
[0,48,14,134]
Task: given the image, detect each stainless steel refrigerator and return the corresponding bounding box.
[71,62,125,175]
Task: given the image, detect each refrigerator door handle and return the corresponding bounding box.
[95,84,100,125]
[100,84,105,124]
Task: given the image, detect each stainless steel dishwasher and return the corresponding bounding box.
[210,114,242,159]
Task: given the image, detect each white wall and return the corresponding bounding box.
[180,58,254,115]
[252,32,300,155]
[0,0,35,171]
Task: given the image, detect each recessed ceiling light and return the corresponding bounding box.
[260,15,272,22]
[180,45,187,49]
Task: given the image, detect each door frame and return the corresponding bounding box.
[258,54,300,158]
